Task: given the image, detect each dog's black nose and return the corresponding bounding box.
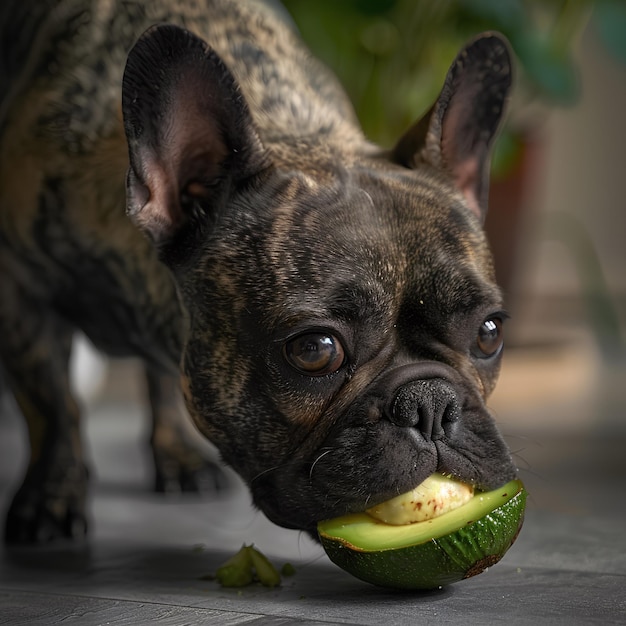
[389,378,461,440]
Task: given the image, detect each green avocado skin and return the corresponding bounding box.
[320,488,527,590]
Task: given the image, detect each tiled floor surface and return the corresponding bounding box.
[1,341,625,625]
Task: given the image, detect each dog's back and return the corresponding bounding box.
[1,0,363,172]
[0,0,57,128]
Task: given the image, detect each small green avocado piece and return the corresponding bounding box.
[215,545,254,587]
[215,544,282,588]
[318,479,526,590]
[248,546,282,588]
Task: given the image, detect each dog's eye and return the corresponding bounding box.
[474,317,504,358]
[284,332,345,376]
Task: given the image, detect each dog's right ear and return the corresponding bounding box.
[122,25,267,261]
[391,33,512,223]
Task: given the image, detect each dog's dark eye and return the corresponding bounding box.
[474,317,504,358]
[284,332,345,376]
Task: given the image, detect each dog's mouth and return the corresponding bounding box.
[255,469,515,539]
[251,427,517,535]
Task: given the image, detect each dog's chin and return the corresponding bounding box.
[250,484,333,534]
[250,465,438,534]
[262,505,321,540]
[250,473,376,535]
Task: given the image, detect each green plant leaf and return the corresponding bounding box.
[593,0,626,64]
[514,31,580,104]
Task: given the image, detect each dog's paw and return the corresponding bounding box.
[4,466,88,544]
[151,442,229,494]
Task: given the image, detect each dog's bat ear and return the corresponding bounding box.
[122,24,268,261]
[391,33,512,223]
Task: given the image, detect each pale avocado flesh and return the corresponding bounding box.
[318,479,526,589]
[318,479,522,551]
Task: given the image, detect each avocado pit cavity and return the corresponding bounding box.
[366,473,474,524]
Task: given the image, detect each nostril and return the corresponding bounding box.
[443,402,461,422]
[389,378,461,439]
[390,393,415,428]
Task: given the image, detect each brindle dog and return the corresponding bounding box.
[0,0,517,542]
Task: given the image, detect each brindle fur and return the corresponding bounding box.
[1,0,517,540]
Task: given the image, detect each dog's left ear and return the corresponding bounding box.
[392,33,512,222]
[122,24,267,260]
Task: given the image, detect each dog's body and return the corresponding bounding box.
[1,0,517,541]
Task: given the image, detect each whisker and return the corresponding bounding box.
[515,465,545,481]
[250,464,284,485]
[309,448,335,482]
[511,450,531,469]
[504,431,544,447]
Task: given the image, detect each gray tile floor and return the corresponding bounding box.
[1,352,625,625]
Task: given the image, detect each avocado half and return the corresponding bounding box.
[318,478,526,590]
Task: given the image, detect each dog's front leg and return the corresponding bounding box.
[144,365,226,494]
[1,277,88,543]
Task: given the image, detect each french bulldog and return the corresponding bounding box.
[0,0,517,542]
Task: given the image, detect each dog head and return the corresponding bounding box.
[122,25,516,532]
